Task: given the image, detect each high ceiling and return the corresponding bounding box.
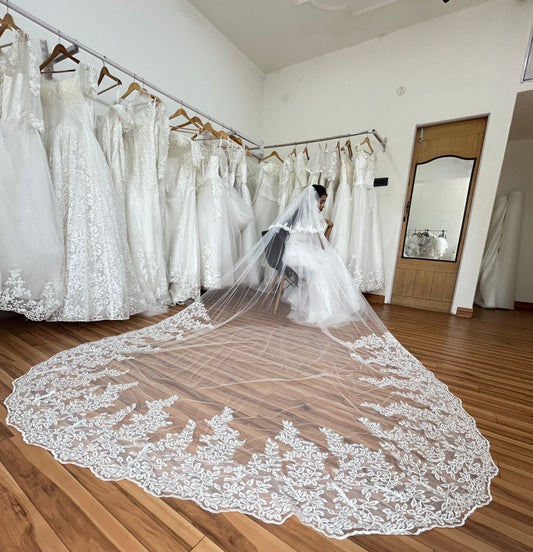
[188,0,490,72]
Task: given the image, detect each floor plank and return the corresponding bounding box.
[0,304,532,551]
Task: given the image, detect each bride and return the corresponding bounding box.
[277,184,366,327]
[5,184,497,539]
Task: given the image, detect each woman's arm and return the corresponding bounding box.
[324,219,333,241]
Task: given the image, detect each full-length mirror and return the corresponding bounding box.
[402,156,475,262]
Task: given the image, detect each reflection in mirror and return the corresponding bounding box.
[403,156,475,262]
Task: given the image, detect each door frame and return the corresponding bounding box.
[391,116,488,313]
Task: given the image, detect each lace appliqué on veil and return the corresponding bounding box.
[5,305,497,539]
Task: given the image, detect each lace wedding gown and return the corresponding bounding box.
[97,103,147,315]
[5,185,497,539]
[41,64,134,321]
[348,145,385,291]
[0,31,64,320]
[122,92,170,314]
[165,132,201,303]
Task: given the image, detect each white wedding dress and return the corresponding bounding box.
[234,147,258,261]
[5,184,497,539]
[348,145,385,291]
[0,31,64,320]
[97,103,147,315]
[329,149,353,265]
[322,146,339,221]
[196,144,236,288]
[121,92,170,314]
[165,132,201,303]
[253,160,280,236]
[41,64,134,321]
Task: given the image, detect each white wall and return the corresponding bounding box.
[496,139,533,304]
[261,0,533,312]
[12,0,264,139]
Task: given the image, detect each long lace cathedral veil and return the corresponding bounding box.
[5,185,497,538]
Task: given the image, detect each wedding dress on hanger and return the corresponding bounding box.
[196,142,236,288]
[253,159,280,235]
[5,185,497,539]
[322,146,339,221]
[121,91,170,314]
[0,31,64,320]
[329,148,352,265]
[226,140,253,263]
[41,63,134,321]
[97,103,147,315]
[348,144,385,292]
[165,132,202,303]
[234,146,258,261]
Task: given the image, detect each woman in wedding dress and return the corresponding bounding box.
[5,184,497,539]
[282,185,366,326]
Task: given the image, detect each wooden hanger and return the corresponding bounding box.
[261,150,283,163]
[171,115,204,132]
[289,147,297,157]
[229,134,243,147]
[169,108,204,132]
[169,107,191,121]
[0,12,21,39]
[40,43,80,73]
[201,122,222,139]
[120,80,161,103]
[359,136,374,154]
[302,145,310,161]
[97,65,122,95]
[345,139,353,158]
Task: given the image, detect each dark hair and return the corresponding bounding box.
[312,184,327,197]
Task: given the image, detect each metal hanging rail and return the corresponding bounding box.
[0,0,262,148]
[254,129,387,153]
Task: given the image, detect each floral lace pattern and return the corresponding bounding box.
[5,302,497,539]
[1,32,64,320]
[0,269,63,321]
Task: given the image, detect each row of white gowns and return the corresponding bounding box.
[1,32,383,322]
[252,144,385,292]
[0,33,256,321]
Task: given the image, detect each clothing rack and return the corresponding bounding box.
[0,0,262,148]
[410,228,447,237]
[253,129,387,153]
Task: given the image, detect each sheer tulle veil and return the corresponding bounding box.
[5,185,497,538]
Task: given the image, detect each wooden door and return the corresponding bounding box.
[391,117,487,313]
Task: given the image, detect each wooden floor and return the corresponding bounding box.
[0,304,532,552]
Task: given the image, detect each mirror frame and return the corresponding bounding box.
[401,155,477,263]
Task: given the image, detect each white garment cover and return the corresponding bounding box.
[348,146,385,292]
[41,64,134,321]
[165,132,202,303]
[0,31,64,320]
[5,185,497,539]
[475,191,524,309]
